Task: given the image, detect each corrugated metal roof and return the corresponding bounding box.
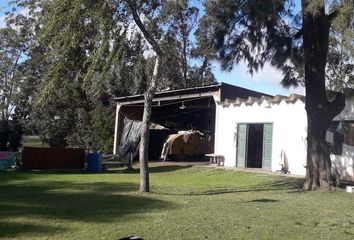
[114,82,269,104]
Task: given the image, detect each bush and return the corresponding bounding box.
[0,120,23,151]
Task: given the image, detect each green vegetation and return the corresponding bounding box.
[1,164,354,239]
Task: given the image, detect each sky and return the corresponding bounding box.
[0,0,304,96]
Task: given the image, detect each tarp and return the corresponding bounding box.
[118,118,142,161]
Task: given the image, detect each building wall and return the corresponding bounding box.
[331,144,354,182]
[334,95,354,121]
[214,100,308,176]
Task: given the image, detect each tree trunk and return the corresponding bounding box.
[302,1,345,190]
[139,57,161,193]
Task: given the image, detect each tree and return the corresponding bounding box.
[0,6,35,150]
[13,0,139,150]
[10,0,208,191]
[125,0,214,192]
[124,1,164,192]
[198,0,354,190]
[326,2,354,91]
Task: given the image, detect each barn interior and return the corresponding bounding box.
[117,96,216,160]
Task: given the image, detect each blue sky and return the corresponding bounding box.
[0,0,304,96]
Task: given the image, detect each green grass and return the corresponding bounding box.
[1,163,354,239]
[21,136,48,148]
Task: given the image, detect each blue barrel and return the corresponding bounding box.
[86,152,101,172]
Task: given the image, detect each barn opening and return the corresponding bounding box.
[114,83,268,161]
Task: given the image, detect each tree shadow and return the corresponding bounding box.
[149,164,193,173]
[0,221,66,238]
[246,198,279,203]
[153,177,305,196]
[0,180,173,238]
[103,164,193,174]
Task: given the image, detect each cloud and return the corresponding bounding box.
[212,61,305,96]
[236,61,283,85]
[0,14,5,28]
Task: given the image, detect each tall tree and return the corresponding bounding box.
[11,0,207,191]
[0,6,35,149]
[125,0,214,192]
[125,1,167,192]
[198,0,354,190]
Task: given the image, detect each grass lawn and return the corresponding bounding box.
[1,163,354,240]
[21,136,48,148]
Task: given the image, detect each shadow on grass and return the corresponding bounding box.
[103,164,193,174]
[246,198,279,203]
[0,180,173,238]
[0,221,66,238]
[153,177,305,196]
[3,164,193,175]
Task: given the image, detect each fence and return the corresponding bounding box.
[22,147,85,170]
[0,151,17,170]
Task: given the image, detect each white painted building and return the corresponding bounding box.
[113,83,354,182]
[214,92,354,181]
[331,94,354,182]
[214,94,308,176]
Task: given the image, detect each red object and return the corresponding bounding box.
[22,147,85,170]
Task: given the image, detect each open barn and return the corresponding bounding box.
[113,83,267,161]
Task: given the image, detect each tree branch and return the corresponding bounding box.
[127,1,164,57]
[293,28,303,39]
[328,7,341,23]
[328,92,346,119]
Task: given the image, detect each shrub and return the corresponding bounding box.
[0,120,23,151]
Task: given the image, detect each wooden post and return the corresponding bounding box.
[113,104,124,154]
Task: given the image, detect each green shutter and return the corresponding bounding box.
[262,123,273,169]
[236,123,248,168]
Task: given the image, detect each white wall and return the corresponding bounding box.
[214,100,308,176]
[331,144,354,182]
[331,96,354,181]
[334,96,354,121]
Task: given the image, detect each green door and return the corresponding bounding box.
[236,123,248,168]
[262,123,273,169]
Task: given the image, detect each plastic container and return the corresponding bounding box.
[86,152,101,172]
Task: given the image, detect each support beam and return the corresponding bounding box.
[113,104,124,154]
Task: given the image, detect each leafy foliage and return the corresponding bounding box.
[326,1,354,91]
[197,0,303,87]
[2,0,215,152]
